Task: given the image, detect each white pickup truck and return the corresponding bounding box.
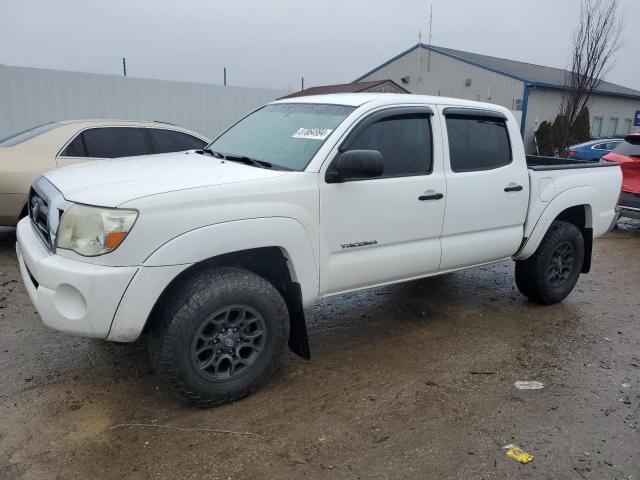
[16,94,622,406]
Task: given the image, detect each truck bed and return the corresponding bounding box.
[526,155,620,171]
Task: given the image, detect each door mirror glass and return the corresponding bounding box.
[326,149,384,183]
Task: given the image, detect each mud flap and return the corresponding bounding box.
[582,227,593,273]
[284,282,310,359]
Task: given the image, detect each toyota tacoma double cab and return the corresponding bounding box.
[16,94,622,407]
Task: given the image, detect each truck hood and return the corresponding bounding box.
[44,151,288,206]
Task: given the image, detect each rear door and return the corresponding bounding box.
[319,106,446,294]
[57,127,153,167]
[439,107,528,271]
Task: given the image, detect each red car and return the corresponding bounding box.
[602,133,640,220]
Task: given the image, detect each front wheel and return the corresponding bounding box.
[515,220,584,305]
[148,267,289,407]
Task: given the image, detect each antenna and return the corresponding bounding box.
[301,77,304,90]
[224,67,227,86]
[427,4,433,72]
[122,57,127,77]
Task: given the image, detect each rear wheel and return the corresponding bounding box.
[515,220,584,305]
[148,267,289,407]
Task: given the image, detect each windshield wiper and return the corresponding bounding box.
[199,147,224,159]
[199,149,284,170]
[223,154,273,169]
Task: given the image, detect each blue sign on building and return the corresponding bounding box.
[635,110,640,127]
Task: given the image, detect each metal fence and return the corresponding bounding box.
[0,64,289,139]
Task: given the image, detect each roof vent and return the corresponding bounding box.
[400,76,410,84]
[465,78,472,87]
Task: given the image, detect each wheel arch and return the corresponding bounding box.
[515,187,594,273]
[143,246,311,358]
[110,218,317,357]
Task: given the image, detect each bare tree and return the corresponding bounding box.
[556,0,622,154]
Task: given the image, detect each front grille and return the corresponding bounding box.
[27,177,72,252]
[619,192,640,210]
[28,187,52,249]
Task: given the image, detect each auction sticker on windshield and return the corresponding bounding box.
[292,127,333,140]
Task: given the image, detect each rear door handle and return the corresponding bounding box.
[418,192,444,201]
[504,184,523,192]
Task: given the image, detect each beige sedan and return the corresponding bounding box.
[0,119,210,226]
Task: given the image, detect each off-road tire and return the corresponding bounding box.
[515,220,584,305]
[148,267,289,407]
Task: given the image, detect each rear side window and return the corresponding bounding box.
[612,139,640,157]
[61,134,86,157]
[347,114,432,177]
[0,123,59,147]
[148,128,207,153]
[445,115,512,172]
[81,127,151,158]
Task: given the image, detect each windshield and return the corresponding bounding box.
[612,138,640,157]
[0,122,60,147]
[207,103,355,171]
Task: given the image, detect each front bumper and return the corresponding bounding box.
[16,218,138,338]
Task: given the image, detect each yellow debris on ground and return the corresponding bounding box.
[504,445,535,464]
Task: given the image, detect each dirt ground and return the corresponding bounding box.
[1,222,638,480]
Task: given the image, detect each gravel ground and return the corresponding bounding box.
[1,221,638,480]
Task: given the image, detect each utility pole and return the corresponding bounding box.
[301,77,304,91]
[122,57,127,77]
[224,67,227,86]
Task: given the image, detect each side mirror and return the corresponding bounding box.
[325,150,384,183]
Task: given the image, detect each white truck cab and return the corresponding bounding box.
[16,94,622,406]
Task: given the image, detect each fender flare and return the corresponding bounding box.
[514,186,593,261]
[144,217,319,303]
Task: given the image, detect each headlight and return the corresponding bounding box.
[56,204,138,256]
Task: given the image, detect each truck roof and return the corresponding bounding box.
[271,92,510,112]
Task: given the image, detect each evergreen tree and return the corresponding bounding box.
[535,121,554,156]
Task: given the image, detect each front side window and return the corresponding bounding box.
[82,127,151,158]
[148,128,207,153]
[346,114,432,177]
[208,103,355,171]
[445,115,512,172]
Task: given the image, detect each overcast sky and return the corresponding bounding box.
[1,0,638,93]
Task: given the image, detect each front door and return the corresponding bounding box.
[319,107,446,295]
[438,107,529,271]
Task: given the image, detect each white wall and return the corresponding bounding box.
[0,64,289,139]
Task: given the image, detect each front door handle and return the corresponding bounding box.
[418,192,444,201]
[504,184,523,192]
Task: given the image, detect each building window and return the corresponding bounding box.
[623,118,633,135]
[608,117,619,137]
[592,117,603,138]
